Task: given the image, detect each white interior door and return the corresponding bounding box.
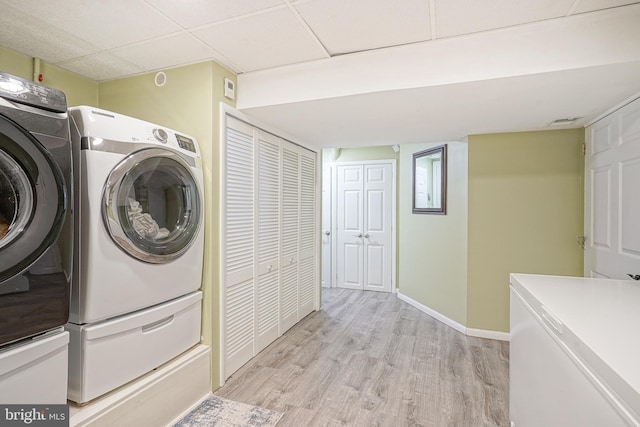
[298,149,316,318]
[363,163,393,292]
[585,97,640,279]
[255,131,280,352]
[336,165,364,290]
[221,108,320,384]
[280,144,299,333]
[321,164,332,288]
[223,117,255,377]
[432,160,442,206]
[336,161,394,292]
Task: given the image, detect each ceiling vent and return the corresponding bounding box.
[154,72,167,87]
[547,117,582,126]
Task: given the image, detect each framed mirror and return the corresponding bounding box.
[412,144,447,214]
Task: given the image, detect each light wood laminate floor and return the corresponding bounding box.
[215,288,510,426]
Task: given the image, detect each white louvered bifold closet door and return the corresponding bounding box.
[222,113,318,382]
[223,117,255,377]
[280,144,299,334]
[298,149,316,318]
[255,131,281,352]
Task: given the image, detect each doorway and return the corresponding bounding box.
[322,160,396,293]
[584,96,640,279]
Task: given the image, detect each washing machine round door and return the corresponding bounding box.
[103,147,202,264]
[0,115,67,282]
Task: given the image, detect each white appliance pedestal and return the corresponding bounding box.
[0,328,69,404]
[66,291,202,404]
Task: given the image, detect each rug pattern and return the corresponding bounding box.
[173,395,282,427]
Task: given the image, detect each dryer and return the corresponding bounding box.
[68,106,205,324]
[67,106,204,403]
[0,71,72,403]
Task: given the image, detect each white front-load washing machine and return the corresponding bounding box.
[68,106,204,324]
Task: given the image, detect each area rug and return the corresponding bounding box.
[173,395,283,427]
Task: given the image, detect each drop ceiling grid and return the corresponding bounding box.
[291,0,432,55]
[573,0,640,13]
[433,0,579,38]
[191,7,328,73]
[0,4,100,64]
[109,33,222,72]
[57,52,145,82]
[0,0,638,81]
[144,0,286,29]
[2,0,181,51]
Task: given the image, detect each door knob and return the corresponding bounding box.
[323,230,330,236]
[364,233,370,238]
[353,233,363,238]
[577,235,587,250]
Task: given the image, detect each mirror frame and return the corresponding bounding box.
[412,144,447,215]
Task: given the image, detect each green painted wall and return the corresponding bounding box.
[0,45,33,79]
[467,129,584,332]
[98,61,237,389]
[1,46,98,106]
[40,62,98,107]
[398,142,468,325]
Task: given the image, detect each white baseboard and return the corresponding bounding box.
[396,292,510,342]
[397,292,466,334]
[466,328,510,341]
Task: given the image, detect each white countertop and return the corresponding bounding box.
[510,273,640,419]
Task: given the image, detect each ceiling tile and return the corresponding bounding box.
[2,0,180,50]
[572,0,640,14]
[58,53,144,82]
[293,0,431,55]
[434,0,576,38]
[192,7,328,72]
[0,4,100,63]
[111,33,219,71]
[146,0,285,29]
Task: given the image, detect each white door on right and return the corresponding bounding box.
[585,97,640,279]
[321,164,332,288]
[336,161,394,292]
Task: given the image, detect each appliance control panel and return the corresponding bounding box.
[152,128,168,143]
[175,134,196,153]
[70,106,201,159]
[150,128,196,153]
[0,72,67,113]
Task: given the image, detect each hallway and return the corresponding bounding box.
[215,288,509,426]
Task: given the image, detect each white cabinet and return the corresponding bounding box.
[222,115,318,380]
